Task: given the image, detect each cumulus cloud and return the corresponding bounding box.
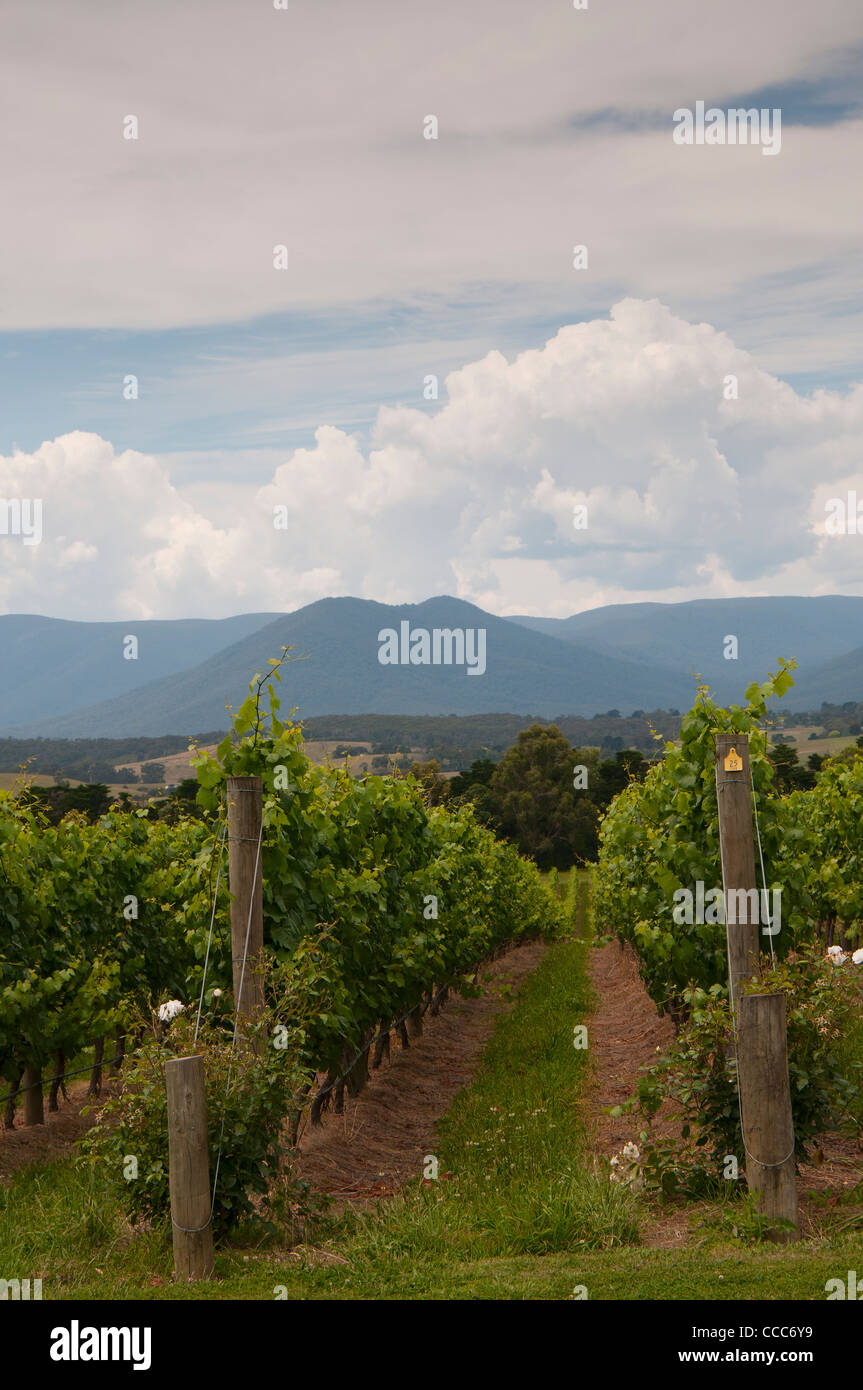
[2,299,862,620]
[0,433,245,618]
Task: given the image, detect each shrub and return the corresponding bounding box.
[80,959,321,1238]
[622,947,863,1197]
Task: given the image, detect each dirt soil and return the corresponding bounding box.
[586,939,676,1160]
[0,1081,113,1183]
[296,940,546,1203]
[585,939,697,1249]
[585,938,863,1245]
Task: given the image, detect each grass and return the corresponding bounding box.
[0,772,85,791]
[0,870,859,1300]
[780,726,859,758]
[337,930,639,1262]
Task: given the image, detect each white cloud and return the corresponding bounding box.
[2,299,863,619]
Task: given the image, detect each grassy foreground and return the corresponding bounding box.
[0,873,858,1300]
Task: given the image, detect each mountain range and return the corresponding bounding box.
[0,595,861,737]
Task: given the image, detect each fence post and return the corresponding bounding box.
[714,732,797,1240]
[714,734,760,1012]
[165,1055,214,1280]
[21,1066,43,1126]
[226,775,265,1024]
[737,993,798,1241]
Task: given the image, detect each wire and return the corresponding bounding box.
[0,1052,125,1108]
[165,813,235,1233]
[195,818,228,1042]
[229,816,263,1057]
[750,762,777,964]
[202,812,265,1233]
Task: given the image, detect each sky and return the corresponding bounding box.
[1,0,862,620]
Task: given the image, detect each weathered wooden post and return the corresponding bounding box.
[165,1055,214,1281]
[714,735,760,1012]
[737,992,798,1241]
[226,775,265,1023]
[715,732,797,1240]
[21,1066,43,1126]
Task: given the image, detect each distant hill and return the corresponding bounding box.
[1,594,861,737]
[0,612,279,727]
[2,597,692,736]
[786,644,863,709]
[508,596,863,705]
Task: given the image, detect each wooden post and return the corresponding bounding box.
[715,733,797,1240]
[111,1027,125,1076]
[22,1066,43,1126]
[88,1037,105,1096]
[165,1055,214,1281]
[714,734,760,1011]
[4,1068,22,1130]
[737,993,798,1241]
[49,1049,65,1113]
[226,775,265,1023]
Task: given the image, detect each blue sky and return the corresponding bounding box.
[0,302,606,463]
[2,283,862,469]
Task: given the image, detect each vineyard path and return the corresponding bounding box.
[296,939,546,1203]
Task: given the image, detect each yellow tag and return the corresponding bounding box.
[724,747,743,772]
